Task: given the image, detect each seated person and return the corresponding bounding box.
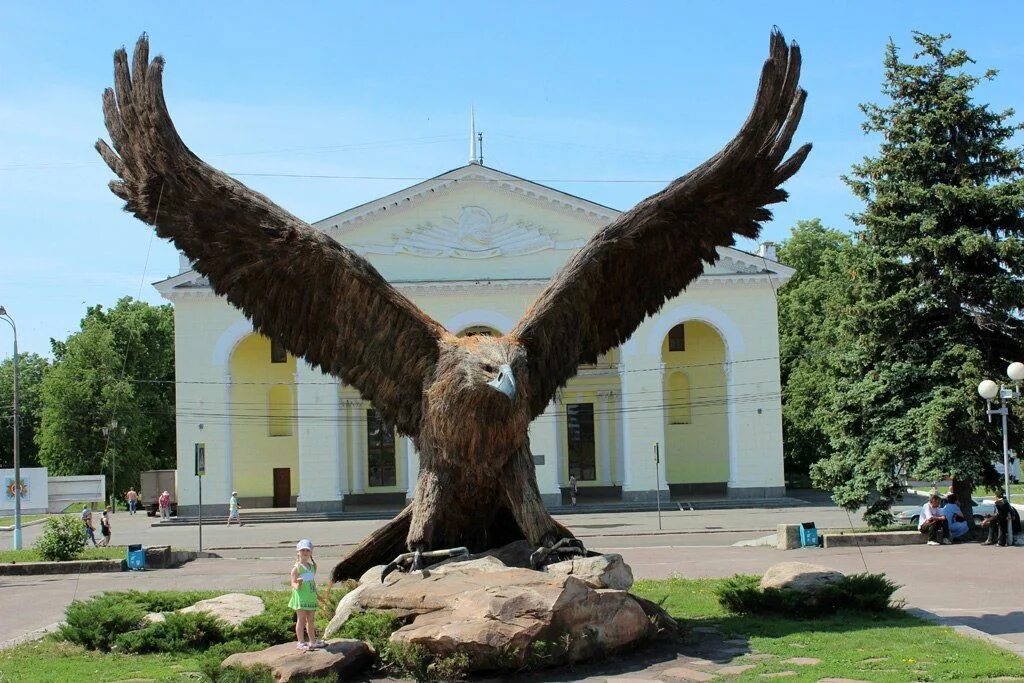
[918,494,951,545]
[981,491,1022,546]
[941,493,970,541]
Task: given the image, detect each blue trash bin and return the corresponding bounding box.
[127,544,146,571]
[799,522,818,548]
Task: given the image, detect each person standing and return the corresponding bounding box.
[158,490,171,521]
[125,488,138,515]
[98,506,112,546]
[288,539,325,650]
[227,491,243,526]
[568,474,578,506]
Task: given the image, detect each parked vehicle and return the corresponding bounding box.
[895,498,994,526]
[140,470,178,516]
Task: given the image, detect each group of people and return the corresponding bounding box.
[80,505,114,546]
[918,491,1021,546]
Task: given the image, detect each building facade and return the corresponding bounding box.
[157,164,793,515]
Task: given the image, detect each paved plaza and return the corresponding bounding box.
[2,498,1022,662]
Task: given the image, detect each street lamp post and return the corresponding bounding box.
[102,420,127,513]
[977,361,1024,546]
[0,306,21,550]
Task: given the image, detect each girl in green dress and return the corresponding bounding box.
[289,539,325,649]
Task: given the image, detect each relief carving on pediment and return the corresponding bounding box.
[352,206,584,259]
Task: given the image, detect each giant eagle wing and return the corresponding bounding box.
[511,30,811,419]
[96,35,446,436]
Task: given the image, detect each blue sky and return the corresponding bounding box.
[2,2,1023,355]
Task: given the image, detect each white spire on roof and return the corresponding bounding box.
[469,107,478,164]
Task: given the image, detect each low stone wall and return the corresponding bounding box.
[822,530,924,548]
[0,545,217,575]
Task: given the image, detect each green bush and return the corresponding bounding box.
[233,609,295,646]
[114,611,230,654]
[715,572,900,617]
[339,610,402,658]
[58,594,146,651]
[109,589,220,613]
[34,515,86,561]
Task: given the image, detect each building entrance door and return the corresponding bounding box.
[272,468,291,507]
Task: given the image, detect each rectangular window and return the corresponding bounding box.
[367,409,397,487]
[270,338,287,363]
[566,403,597,481]
[669,324,686,352]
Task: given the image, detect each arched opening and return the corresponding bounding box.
[456,325,501,337]
[661,321,728,496]
[230,334,298,508]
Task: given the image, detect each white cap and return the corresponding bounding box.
[296,539,313,552]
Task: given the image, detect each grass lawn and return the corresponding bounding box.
[0,545,131,563]
[0,513,48,527]
[633,577,1024,682]
[1,580,1022,681]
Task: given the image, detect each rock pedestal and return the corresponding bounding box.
[221,639,371,682]
[326,552,660,673]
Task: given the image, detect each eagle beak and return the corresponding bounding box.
[487,364,517,402]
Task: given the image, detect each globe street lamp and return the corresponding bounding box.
[0,306,21,550]
[102,419,126,512]
[977,362,1024,545]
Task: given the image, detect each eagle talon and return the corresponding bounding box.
[531,537,588,569]
[380,546,469,582]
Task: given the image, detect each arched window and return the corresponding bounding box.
[668,323,686,352]
[367,409,396,487]
[666,372,692,425]
[457,325,500,337]
[268,385,294,436]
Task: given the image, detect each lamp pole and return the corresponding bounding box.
[978,361,1024,546]
[0,306,21,550]
[102,420,126,513]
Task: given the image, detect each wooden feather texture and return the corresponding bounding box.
[96,35,446,436]
[511,29,811,419]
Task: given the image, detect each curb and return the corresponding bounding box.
[0,518,49,532]
[0,622,62,651]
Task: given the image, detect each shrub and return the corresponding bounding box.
[34,515,86,561]
[233,609,295,646]
[339,610,403,659]
[109,589,220,613]
[715,572,900,617]
[114,611,230,654]
[58,594,146,651]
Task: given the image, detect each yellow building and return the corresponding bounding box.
[156,163,793,514]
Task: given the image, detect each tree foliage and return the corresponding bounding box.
[777,220,856,485]
[36,297,174,495]
[809,33,1024,525]
[0,353,50,468]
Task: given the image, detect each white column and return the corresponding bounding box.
[335,384,349,501]
[352,402,366,493]
[598,391,613,485]
[615,382,626,486]
[527,401,562,505]
[296,362,342,511]
[554,399,567,488]
[404,437,418,497]
[725,360,740,490]
[223,371,234,502]
[620,353,668,499]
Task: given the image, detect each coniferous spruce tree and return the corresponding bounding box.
[810,32,1024,526]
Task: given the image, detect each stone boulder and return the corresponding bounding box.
[325,557,655,672]
[544,553,634,590]
[221,639,371,682]
[759,562,844,594]
[179,592,265,627]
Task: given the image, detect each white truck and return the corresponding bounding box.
[140,470,178,516]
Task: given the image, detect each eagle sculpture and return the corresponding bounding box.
[97,31,810,581]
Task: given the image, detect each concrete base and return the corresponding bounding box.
[727,485,786,499]
[669,482,727,498]
[620,489,671,504]
[541,493,562,508]
[823,530,925,548]
[777,523,802,550]
[178,504,231,518]
[296,499,345,513]
[342,492,407,509]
